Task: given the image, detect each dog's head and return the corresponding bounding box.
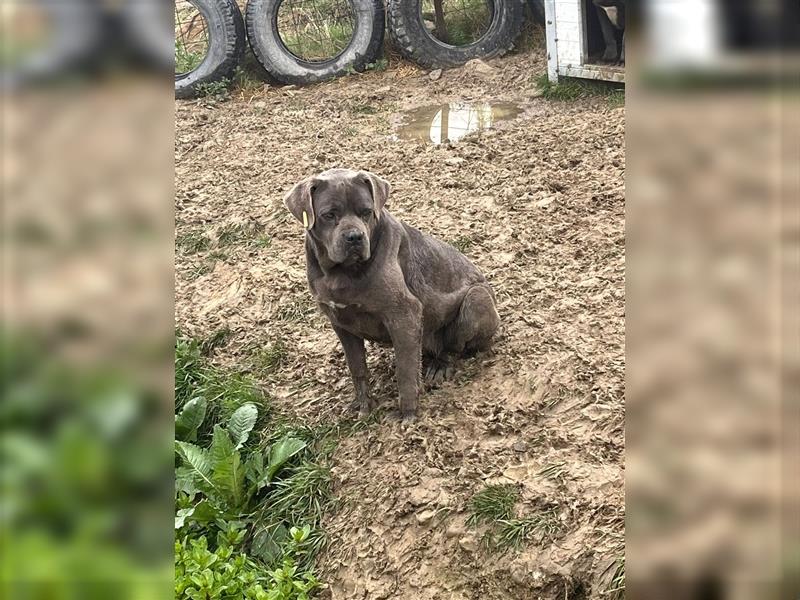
[284,168,391,266]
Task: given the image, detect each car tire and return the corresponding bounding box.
[175,0,245,99]
[245,0,385,86]
[387,0,526,69]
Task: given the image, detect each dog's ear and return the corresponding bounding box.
[359,171,391,219]
[283,177,317,230]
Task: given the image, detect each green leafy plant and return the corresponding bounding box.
[176,397,208,442]
[175,402,307,524]
[2,332,173,596]
[175,336,342,595]
[365,58,389,72]
[175,525,319,600]
[196,79,232,100]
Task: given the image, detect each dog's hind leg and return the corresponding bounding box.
[444,284,500,356]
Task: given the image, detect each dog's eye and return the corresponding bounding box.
[359,210,372,219]
[323,213,336,221]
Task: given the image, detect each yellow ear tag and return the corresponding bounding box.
[302,211,309,229]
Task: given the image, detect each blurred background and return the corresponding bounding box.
[627,1,798,599]
[2,2,175,598]
[1,0,798,599]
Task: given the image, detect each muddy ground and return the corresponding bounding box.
[176,46,625,599]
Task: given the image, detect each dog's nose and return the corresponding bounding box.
[344,230,364,244]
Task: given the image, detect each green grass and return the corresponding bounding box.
[466,483,564,551]
[199,326,231,356]
[175,336,268,437]
[256,459,332,563]
[603,557,625,599]
[174,334,344,596]
[251,339,290,375]
[466,484,519,527]
[351,103,378,115]
[173,331,382,595]
[176,230,211,254]
[534,73,625,106]
[175,40,205,74]
[275,299,315,323]
[421,0,490,46]
[246,419,372,570]
[254,234,272,249]
[449,235,475,253]
[216,223,249,247]
[277,18,354,62]
[217,221,269,248]
[493,510,561,549]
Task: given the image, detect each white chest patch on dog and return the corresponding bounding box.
[326,301,349,309]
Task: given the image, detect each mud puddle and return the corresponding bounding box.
[396,101,523,144]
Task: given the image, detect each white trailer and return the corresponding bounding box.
[544,0,625,83]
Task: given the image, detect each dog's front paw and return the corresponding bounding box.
[349,393,376,418]
[400,409,417,425]
[358,404,373,419]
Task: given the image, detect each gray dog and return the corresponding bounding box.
[284,168,500,421]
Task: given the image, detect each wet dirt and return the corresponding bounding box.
[396,102,523,144]
[176,48,625,599]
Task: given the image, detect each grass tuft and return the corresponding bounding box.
[602,556,625,598]
[351,103,378,115]
[176,230,211,254]
[494,510,561,549]
[466,484,519,527]
[199,326,231,356]
[250,423,347,570]
[466,483,565,552]
[252,339,290,375]
[175,40,205,74]
[449,235,475,253]
[534,73,625,106]
[275,300,315,323]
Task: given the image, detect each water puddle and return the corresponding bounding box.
[396,102,523,144]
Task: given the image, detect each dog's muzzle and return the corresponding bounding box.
[339,229,370,262]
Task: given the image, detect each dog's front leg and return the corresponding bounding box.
[385,299,424,422]
[333,326,375,417]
